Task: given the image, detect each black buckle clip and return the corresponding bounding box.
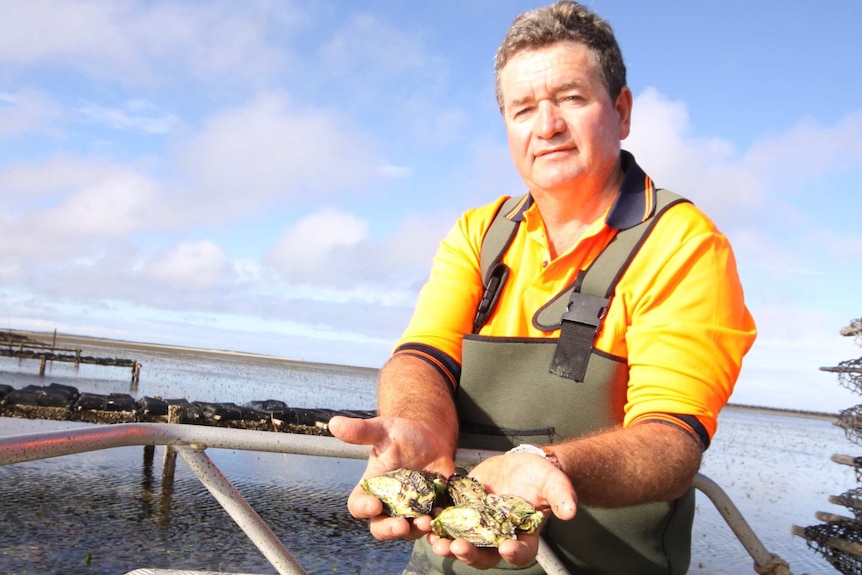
[560,293,609,328]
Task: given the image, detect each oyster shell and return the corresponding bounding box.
[431,505,515,547]
[360,468,447,518]
[361,468,545,546]
[431,474,545,546]
[445,474,487,507]
[485,493,544,534]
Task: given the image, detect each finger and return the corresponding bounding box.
[446,538,503,569]
[346,483,384,519]
[497,537,539,568]
[412,515,434,532]
[368,515,413,541]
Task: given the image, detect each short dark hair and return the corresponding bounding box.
[494,0,627,110]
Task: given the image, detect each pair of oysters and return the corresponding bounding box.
[361,468,544,547]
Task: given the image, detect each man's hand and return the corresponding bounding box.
[328,414,456,542]
[427,451,577,569]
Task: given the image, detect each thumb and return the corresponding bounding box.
[544,469,577,520]
[328,415,385,446]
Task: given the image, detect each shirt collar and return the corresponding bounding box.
[606,150,657,230]
[509,150,657,231]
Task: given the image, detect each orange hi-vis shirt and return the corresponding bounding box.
[394,151,757,448]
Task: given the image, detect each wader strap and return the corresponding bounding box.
[549,271,610,381]
[473,194,527,334]
[550,189,688,381]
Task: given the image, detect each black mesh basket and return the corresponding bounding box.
[837,405,862,446]
[798,520,862,575]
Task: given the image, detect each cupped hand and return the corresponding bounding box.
[427,451,577,569]
[328,415,456,541]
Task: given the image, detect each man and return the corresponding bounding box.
[330,1,756,574]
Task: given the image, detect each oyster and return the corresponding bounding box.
[445,474,487,507]
[361,468,546,546]
[485,493,544,534]
[361,468,447,518]
[431,475,545,547]
[431,505,516,547]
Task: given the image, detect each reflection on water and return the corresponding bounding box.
[0,419,411,575]
[0,341,852,574]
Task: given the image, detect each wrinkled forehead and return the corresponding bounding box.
[499,42,601,100]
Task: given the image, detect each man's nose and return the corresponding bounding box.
[535,101,565,138]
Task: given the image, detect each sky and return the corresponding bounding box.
[1,0,861,413]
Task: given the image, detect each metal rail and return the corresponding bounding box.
[0,423,789,575]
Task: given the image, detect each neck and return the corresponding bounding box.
[533,167,624,259]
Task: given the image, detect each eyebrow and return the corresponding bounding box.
[507,80,587,109]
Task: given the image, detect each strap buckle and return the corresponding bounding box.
[560,293,609,328]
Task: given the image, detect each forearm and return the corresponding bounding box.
[378,353,460,459]
[554,422,702,508]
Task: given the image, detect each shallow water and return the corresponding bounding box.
[0,341,855,574]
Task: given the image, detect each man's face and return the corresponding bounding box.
[499,41,631,197]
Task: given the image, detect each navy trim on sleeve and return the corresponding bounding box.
[393,343,462,391]
[670,414,711,451]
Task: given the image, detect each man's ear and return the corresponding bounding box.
[616,86,633,140]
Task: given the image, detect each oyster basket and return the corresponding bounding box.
[838,406,862,446]
[831,487,862,522]
[792,317,862,574]
[796,520,862,575]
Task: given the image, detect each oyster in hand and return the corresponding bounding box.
[431,505,516,547]
[445,474,488,507]
[433,475,545,546]
[360,468,447,518]
[485,493,544,534]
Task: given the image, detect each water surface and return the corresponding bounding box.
[0,340,852,574]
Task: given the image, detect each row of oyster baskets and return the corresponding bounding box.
[793,318,862,574]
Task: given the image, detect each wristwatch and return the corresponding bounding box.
[506,443,562,470]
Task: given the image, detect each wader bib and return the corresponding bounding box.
[414,190,695,575]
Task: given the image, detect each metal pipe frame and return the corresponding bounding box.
[0,422,782,575]
[692,473,776,569]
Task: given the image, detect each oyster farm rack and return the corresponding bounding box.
[793,317,862,573]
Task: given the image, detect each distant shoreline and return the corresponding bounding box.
[4,328,380,375]
[4,329,840,419]
[725,402,838,421]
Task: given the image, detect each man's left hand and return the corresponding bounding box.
[426,450,577,568]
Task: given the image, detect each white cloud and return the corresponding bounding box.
[0,157,161,258]
[145,240,228,290]
[743,111,862,190]
[35,172,157,237]
[169,92,381,221]
[0,88,63,139]
[0,0,302,86]
[320,13,425,78]
[268,208,368,277]
[626,88,761,226]
[378,164,412,178]
[628,89,862,234]
[735,305,862,412]
[78,99,179,134]
[0,155,117,199]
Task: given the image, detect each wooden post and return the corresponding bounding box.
[39,356,46,377]
[144,444,155,470]
[162,405,181,488]
[130,362,141,391]
[52,329,57,351]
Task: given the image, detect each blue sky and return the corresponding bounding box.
[1,0,861,412]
